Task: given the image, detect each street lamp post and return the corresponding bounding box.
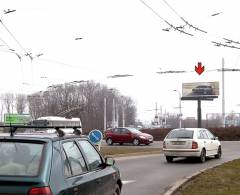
[112,98,116,127]
[222,57,225,128]
[104,97,107,130]
[121,96,126,127]
[174,90,182,128]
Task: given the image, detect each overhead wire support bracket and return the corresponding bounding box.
[212,41,240,49]
[0,19,33,61]
[180,17,207,34]
[164,20,194,36]
[161,0,207,34]
[223,38,240,45]
[139,0,193,37]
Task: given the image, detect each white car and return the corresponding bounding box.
[163,128,221,163]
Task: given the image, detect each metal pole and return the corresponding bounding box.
[116,103,118,127]
[121,96,125,127]
[197,99,202,128]
[112,98,115,127]
[174,90,182,128]
[179,93,182,128]
[104,98,106,130]
[222,57,225,127]
[122,108,125,127]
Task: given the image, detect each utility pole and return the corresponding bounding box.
[116,103,119,127]
[222,57,225,127]
[104,97,106,130]
[121,96,125,127]
[122,108,125,127]
[174,90,182,128]
[112,98,115,127]
[197,99,202,128]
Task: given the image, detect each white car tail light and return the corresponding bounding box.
[192,141,198,149]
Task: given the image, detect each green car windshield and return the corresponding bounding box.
[0,142,44,176]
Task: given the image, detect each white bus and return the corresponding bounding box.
[31,116,82,134]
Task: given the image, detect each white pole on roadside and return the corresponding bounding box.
[104,97,107,130]
[174,90,182,128]
[112,98,115,127]
[122,108,125,127]
[222,57,225,128]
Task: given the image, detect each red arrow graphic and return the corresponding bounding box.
[195,62,205,75]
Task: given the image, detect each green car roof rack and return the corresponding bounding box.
[0,125,82,137]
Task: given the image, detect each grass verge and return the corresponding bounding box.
[174,159,240,195]
[100,146,161,157]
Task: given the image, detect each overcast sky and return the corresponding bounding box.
[1,0,240,122]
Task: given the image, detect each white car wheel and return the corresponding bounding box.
[199,149,206,163]
[215,146,222,159]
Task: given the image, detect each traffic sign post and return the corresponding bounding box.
[88,129,103,150]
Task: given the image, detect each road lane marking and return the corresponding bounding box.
[116,153,162,161]
[122,180,136,185]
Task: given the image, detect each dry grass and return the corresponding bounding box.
[174,159,240,195]
[100,146,161,157]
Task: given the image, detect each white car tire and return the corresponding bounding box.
[215,146,222,159]
[199,149,206,163]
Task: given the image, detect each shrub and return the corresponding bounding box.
[141,127,240,141]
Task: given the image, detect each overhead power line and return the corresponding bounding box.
[3,9,16,14]
[139,0,193,36]
[0,48,22,61]
[161,0,207,33]
[0,19,32,60]
[211,12,222,17]
[107,74,134,78]
[161,0,240,49]
[223,38,240,45]
[141,0,240,50]
[211,41,240,49]
[156,70,187,74]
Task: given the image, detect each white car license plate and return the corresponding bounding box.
[171,141,185,145]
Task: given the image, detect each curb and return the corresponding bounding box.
[163,162,224,195]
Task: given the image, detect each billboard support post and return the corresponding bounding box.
[197,99,202,128]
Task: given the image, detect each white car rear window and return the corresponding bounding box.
[167,130,194,139]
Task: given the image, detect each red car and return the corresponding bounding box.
[104,127,153,145]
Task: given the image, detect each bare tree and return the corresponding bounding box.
[27,80,137,132]
[1,93,15,114]
[15,94,27,114]
[0,101,4,122]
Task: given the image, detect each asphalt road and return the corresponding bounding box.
[115,141,240,195]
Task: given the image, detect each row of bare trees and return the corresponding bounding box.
[0,81,137,132]
[0,93,28,120]
[27,80,137,132]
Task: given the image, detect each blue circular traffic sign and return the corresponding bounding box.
[88,129,103,144]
